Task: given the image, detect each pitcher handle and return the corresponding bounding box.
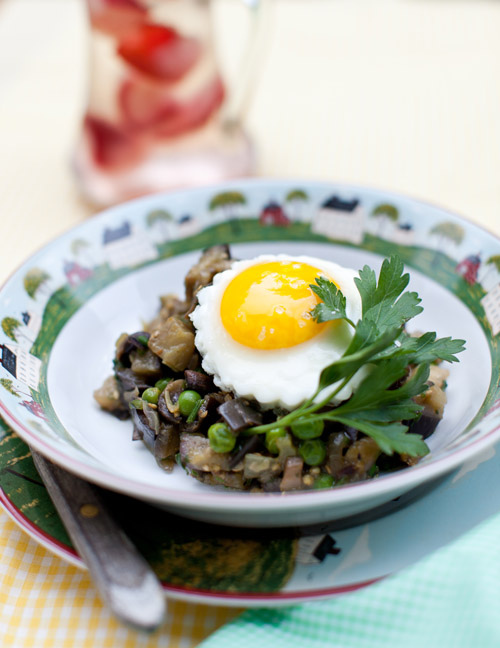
[221,0,273,130]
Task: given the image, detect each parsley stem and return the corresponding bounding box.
[246,411,303,435]
[246,374,357,436]
[308,375,354,412]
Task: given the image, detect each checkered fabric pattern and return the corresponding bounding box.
[0,510,240,648]
[199,512,500,648]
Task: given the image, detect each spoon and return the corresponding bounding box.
[31,450,166,632]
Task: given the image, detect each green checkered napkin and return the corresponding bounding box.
[199,513,500,647]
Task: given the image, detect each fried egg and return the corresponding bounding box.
[190,254,364,410]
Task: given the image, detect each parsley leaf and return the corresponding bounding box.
[342,318,384,355]
[310,277,353,327]
[318,326,401,391]
[355,256,423,332]
[332,361,429,422]
[375,331,466,365]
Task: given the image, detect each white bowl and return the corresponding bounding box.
[1,179,499,527]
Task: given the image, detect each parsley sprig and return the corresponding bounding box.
[248,256,465,457]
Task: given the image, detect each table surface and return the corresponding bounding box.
[1,0,500,645]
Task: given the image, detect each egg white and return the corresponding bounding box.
[190,254,365,410]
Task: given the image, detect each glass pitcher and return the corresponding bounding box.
[72,0,266,207]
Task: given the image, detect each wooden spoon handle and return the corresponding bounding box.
[31,450,166,631]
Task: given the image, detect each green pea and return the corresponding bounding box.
[265,428,287,454]
[154,378,172,392]
[314,473,334,489]
[299,439,326,466]
[208,423,236,453]
[178,390,202,417]
[129,398,143,410]
[291,418,324,440]
[142,387,160,404]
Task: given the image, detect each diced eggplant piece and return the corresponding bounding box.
[183,418,202,435]
[229,434,262,469]
[146,294,188,332]
[408,406,442,440]
[148,315,195,372]
[93,375,130,420]
[123,386,140,408]
[115,331,150,366]
[417,382,448,418]
[189,470,246,490]
[428,364,449,388]
[159,293,188,316]
[130,407,155,453]
[186,353,201,370]
[262,478,282,492]
[179,433,240,472]
[154,425,180,472]
[280,456,304,491]
[325,432,350,479]
[196,392,227,428]
[343,437,381,479]
[275,433,298,467]
[218,398,263,432]
[115,367,150,393]
[129,348,162,378]
[243,453,281,482]
[146,293,187,332]
[142,402,161,433]
[413,364,449,417]
[132,406,180,471]
[114,367,149,408]
[184,369,215,394]
[184,245,232,303]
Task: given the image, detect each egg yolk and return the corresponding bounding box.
[221,261,335,350]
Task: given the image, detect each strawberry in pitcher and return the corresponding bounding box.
[73,0,262,206]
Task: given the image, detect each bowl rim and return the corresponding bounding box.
[1,177,499,516]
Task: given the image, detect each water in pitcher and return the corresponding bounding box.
[73,0,255,206]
